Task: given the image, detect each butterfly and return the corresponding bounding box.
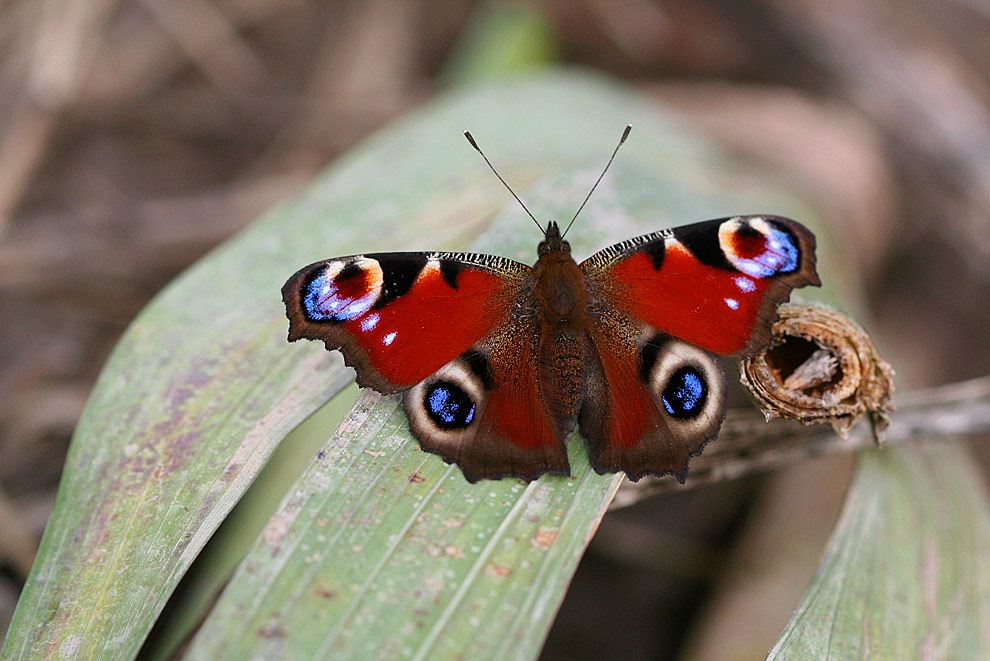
[282,127,819,483]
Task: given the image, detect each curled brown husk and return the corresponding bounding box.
[740,303,895,441]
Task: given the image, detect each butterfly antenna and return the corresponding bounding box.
[561,124,631,239]
[464,130,545,237]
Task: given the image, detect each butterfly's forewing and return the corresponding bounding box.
[582,215,819,358]
[282,252,529,392]
[578,215,818,480]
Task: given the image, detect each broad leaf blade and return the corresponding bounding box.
[185,391,621,659]
[1,275,354,659]
[770,444,990,658]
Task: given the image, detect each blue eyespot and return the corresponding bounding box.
[302,264,376,322]
[735,226,800,278]
[425,382,476,429]
[303,273,335,320]
[764,226,800,273]
[661,367,707,419]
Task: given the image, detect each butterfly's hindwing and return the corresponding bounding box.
[580,312,727,481]
[403,317,571,482]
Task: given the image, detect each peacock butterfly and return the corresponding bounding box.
[282,126,819,483]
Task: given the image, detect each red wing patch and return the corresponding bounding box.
[596,246,771,355]
[283,252,529,392]
[582,216,818,358]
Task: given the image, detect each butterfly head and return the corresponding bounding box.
[538,220,571,256]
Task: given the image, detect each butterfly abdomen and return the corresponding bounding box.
[538,327,586,432]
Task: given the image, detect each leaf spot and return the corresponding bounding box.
[532,527,559,548]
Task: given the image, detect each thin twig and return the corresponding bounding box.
[611,375,990,508]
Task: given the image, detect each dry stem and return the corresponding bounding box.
[611,375,990,508]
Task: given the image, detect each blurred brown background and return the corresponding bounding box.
[1,0,987,658]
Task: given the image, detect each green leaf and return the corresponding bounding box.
[139,384,361,661]
[770,444,990,658]
[183,391,621,659]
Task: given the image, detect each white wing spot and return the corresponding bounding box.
[734,276,756,292]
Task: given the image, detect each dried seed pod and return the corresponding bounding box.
[740,303,894,440]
